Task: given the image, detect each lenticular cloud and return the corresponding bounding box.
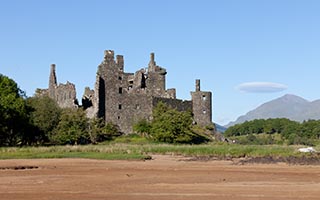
[236,82,288,93]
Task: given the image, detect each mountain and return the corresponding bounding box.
[215,123,227,133]
[226,94,320,127]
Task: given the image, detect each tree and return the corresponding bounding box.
[149,102,209,144]
[133,119,152,137]
[0,74,30,146]
[88,118,120,143]
[52,108,90,145]
[27,96,61,144]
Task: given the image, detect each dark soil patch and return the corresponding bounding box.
[183,155,320,165]
[239,156,320,165]
[0,166,39,170]
[182,156,233,162]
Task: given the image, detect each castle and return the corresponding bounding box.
[40,50,213,134]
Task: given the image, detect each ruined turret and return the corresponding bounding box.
[148,53,156,72]
[191,79,212,127]
[48,64,57,98]
[45,64,78,108]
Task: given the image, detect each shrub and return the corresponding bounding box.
[88,118,121,143]
[52,108,90,145]
[133,119,152,137]
[148,102,210,144]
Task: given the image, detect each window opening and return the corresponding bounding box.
[202,95,207,101]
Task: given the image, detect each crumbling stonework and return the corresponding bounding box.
[37,64,78,108]
[82,87,95,118]
[39,50,213,134]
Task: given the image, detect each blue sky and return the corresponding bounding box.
[1,0,320,125]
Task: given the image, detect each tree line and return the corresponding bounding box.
[225,118,320,145]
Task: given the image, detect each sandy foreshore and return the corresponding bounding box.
[0,155,319,200]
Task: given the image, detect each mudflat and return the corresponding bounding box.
[0,155,319,200]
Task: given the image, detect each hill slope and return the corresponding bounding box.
[215,123,227,133]
[226,94,320,127]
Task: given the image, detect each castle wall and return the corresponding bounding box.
[54,82,77,108]
[110,95,193,134]
[152,97,192,113]
[146,71,166,96]
[117,94,154,133]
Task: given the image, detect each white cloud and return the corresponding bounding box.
[236,82,288,93]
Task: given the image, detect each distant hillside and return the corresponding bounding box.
[215,123,227,133]
[226,94,320,127]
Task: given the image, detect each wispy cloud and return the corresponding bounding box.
[236,82,288,93]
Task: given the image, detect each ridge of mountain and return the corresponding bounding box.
[226,94,320,127]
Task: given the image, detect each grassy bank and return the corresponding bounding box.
[0,143,319,160]
[0,145,150,160]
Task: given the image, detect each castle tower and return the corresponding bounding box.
[48,64,57,99]
[191,79,212,127]
[96,50,126,127]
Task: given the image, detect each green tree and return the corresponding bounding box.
[133,119,152,137]
[150,102,209,144]
[281,121,300,141]
[0,74,31,146]
[88,118,120,143]
[27,96,61,144]
[52,108,90,145]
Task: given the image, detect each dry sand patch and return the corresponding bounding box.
[0,155,319,200]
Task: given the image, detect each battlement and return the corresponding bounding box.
[104,50,114,60]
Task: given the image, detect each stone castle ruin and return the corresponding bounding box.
[37,64,78,108]
[39,50,213,134]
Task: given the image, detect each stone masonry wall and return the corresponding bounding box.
[152,97,192,112]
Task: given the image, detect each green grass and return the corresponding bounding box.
[1,143,318,160]
[140,144,303,158]
[0,145,150,160]
[109,134,151,145]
